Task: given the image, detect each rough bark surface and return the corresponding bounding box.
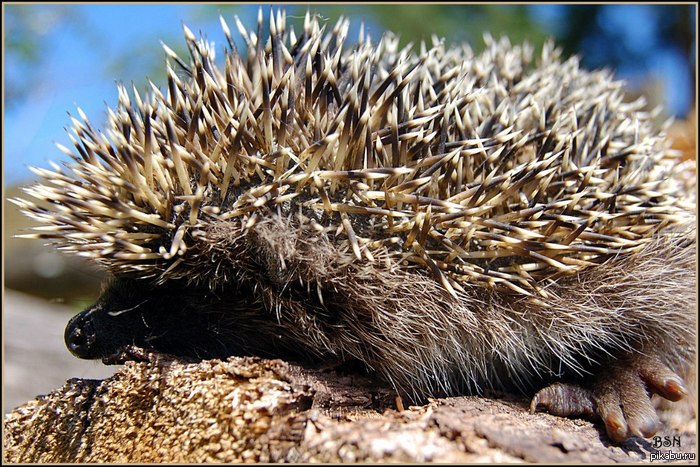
[3,353,696,463]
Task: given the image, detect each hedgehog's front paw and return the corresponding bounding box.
[101,345,182,365]
[530,355,688,443]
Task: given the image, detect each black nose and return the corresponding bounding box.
[65,310,97,359]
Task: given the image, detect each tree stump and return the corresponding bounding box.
[3,352,696,463]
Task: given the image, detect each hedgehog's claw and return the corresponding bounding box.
[636,356,688,402]
[101,345,152,364]
[531,354,687,443]
[591,363,661,442]
[101,345,182,365]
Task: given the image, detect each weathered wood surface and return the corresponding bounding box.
[3,352,696,463]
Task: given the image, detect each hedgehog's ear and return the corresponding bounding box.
[247,216,355,298]
[247,218,301,286]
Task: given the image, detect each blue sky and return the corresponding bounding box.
[4,4,696,186]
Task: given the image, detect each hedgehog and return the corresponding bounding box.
[13,10,696,443]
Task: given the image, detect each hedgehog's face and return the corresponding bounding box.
[64,277,241,361]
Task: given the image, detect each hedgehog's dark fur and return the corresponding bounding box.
[15,10,696,442]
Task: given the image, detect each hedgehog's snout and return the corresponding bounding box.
[65,308,98,359]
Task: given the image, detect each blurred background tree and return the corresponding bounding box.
[3,3,696,305]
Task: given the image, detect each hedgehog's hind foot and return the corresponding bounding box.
[530,354,688,443]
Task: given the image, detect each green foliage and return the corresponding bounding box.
[203,4,550,52]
